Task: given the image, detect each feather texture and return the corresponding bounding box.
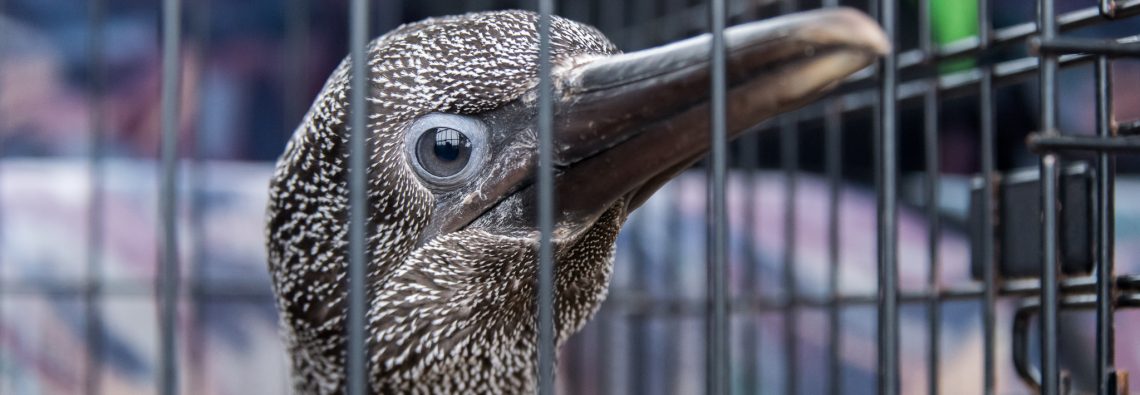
[266,10,622,394]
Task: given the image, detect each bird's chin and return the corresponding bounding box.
[624,154,702,212]
[463,184,628,244]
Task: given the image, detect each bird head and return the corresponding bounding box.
[266,8,888,393]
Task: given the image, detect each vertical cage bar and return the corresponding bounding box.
[597,1,619,388]
[629,224,649,392]
[780,113,798,395]
[663,186,683,395]
[739,126,761,395]
[821,4,841,395]
[186,0,211,393]
[536,0,556,393]
[777,4,798,395]
[977,0,997,393]
[0,0,5,388]
[824,100,843,395]
[1039,158,1060,395]
[346,0,370,393]
[85,0,106,393]
[654,4,685,391]
[158,0,183,394]
[654,49,685,395]
[597,306,613,395]
[707,0,729,393]
[1093,55,1116,395]
[1036,0,1060,392]
[875,0,899,393]
[918,1,941,394]
[922,68,943,395]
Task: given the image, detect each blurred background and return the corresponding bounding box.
[0,0,1138,394]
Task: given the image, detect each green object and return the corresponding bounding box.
[930,0,978,44]
[926,0,979,72]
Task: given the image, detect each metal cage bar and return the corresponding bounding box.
[825,99,843,395]
[186,2,211,394]
[0,0,5,388]
[780,112,799,395]
[668,190,683,395]
[628,216,652,394]
[819,5,842,395]
[875,0,901,393]
[977,0,998,393]
[158,0,183,393]
[1094,53,1118,395]
[537,0,556,393]
[738,116,762,395]
[707,0,729,393]
[1036,0,1061,393]
[778,4,799,395]
[85,0,106,393]
[346,0,370,393]
[917,1,941,394]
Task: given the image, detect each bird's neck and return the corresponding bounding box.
[360,202,626,393]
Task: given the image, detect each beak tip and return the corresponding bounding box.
[826,7,893,56]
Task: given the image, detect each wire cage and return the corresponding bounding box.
[0,0,1138,394]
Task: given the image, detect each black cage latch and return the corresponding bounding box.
[969,164,1094,279]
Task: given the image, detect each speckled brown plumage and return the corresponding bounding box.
[266,10,622,394]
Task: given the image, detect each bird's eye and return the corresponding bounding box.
[404,113,488,187]
[416,127,471,177]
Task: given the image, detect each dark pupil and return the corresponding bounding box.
[416,127,472,177]
[433,128,464,161]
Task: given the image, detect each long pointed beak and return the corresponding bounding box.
[460,7,888,237]
[548,7,888,226]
